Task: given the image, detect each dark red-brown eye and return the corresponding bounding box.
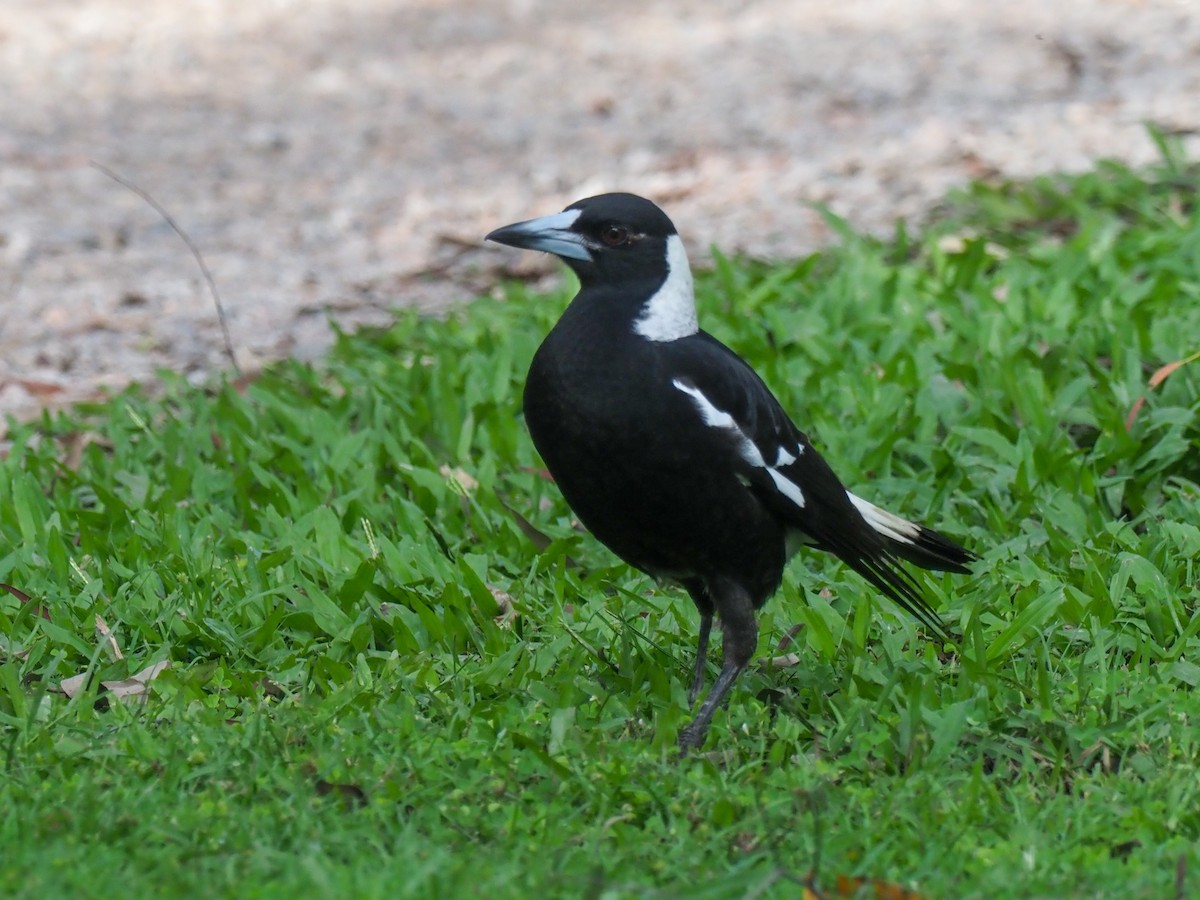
[601,224,629,246]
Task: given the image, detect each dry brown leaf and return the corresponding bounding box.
[489,585,518,627]
[776,623,805,652]
[59,672,91,698]
[1125,396,1148,431]
[1125,350,1200,431]
[232,370,264,394]
[95,614,124,661]
[1,379,64,398]
[762,653,802,668]
[59,430,113,470]
[0,582,50,620]
[834,874,924,899]
[101,660,170,702]
[495,492,555,552]
[439,464,479,493]
[1149,356,1196,389]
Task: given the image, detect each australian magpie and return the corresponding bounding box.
[487,193,975,751]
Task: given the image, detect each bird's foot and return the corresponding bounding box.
[677,720,708,754]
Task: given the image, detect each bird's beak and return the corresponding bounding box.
[485,209,592,262]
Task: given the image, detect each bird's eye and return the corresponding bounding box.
[601,224,629,247]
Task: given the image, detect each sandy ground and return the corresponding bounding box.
[2,0,1198,420]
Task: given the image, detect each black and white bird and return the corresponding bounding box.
[487,193,974,750]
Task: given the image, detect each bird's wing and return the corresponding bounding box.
[667,332,954,635]
[666,332,863,537]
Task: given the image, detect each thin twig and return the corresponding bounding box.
[90,161,240,374]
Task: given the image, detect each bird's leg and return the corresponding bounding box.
[689,613,713,708]
[681,579,714,708]
[678,579,758,752]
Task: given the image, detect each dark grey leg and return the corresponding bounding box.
[681,579,715,707]
[689,613,713,707]
[678,578,758,752]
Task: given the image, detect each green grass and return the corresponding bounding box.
[2,149,1199,898]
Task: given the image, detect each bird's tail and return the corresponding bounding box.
[847,493,975,574]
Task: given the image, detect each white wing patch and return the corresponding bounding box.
[672,379,806,509]
[847,492,920,545]
[671,379,762,465]
[775,446,801,467]
[634,235,699,342]
[766,469,806,509]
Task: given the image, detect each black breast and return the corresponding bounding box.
[523,311,787,605]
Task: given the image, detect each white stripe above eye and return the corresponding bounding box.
[672,379,806,509]
[634,235,699,342]
[847,492,919,544]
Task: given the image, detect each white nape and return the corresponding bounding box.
[672,379,807,510]
[847,492,920,544]
[634,235,699,342]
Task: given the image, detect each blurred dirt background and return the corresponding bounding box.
[2,0,1198,420]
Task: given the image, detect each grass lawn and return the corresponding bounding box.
[2,146,1199,898]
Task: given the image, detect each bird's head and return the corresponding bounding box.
[486,192,697,341]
